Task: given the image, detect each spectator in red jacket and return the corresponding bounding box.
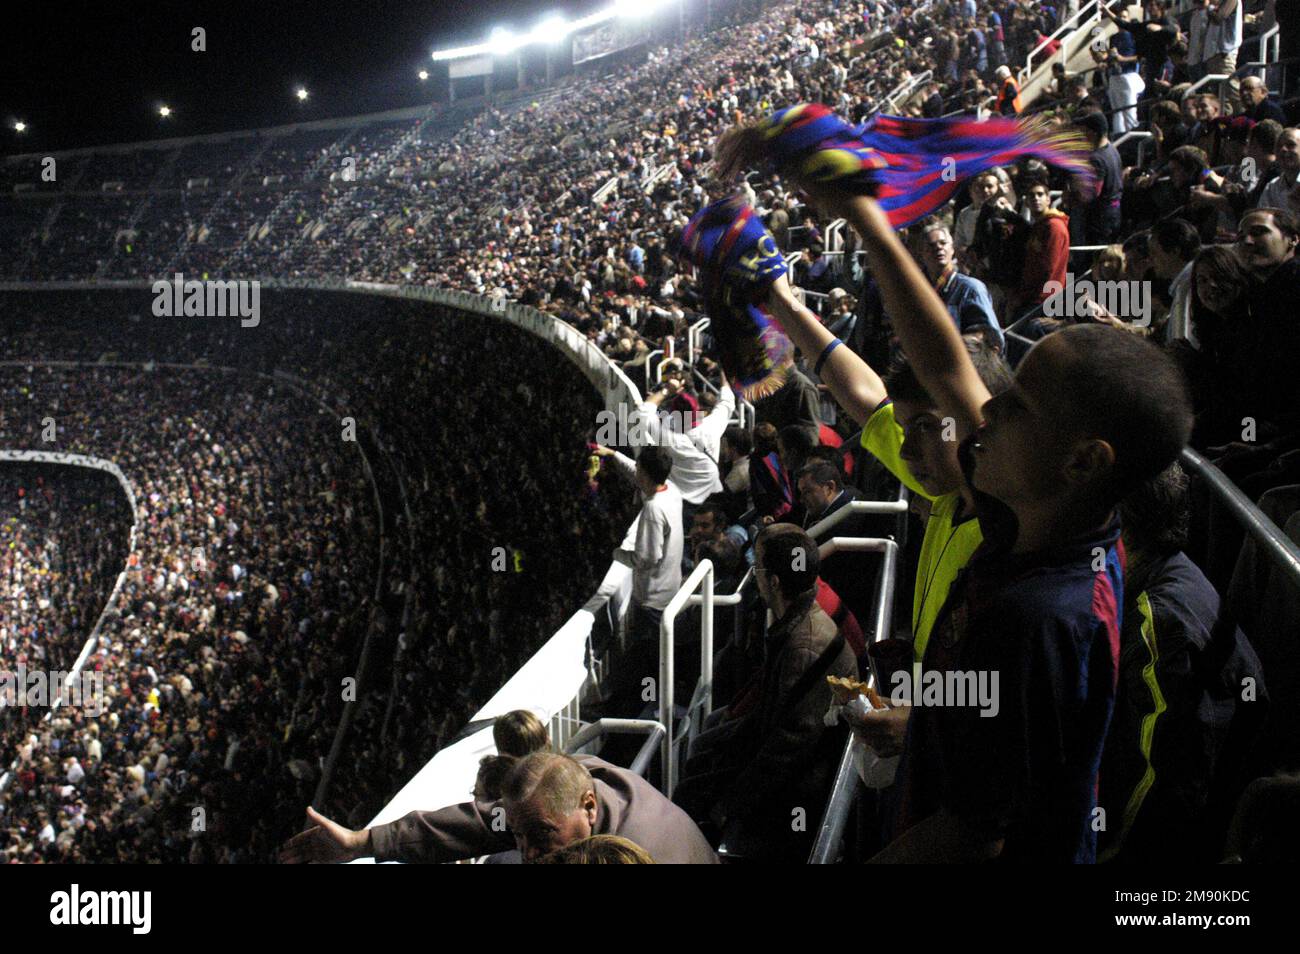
[1007,170,1071,323]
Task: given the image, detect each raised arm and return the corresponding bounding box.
[831,193,991,437]
[763,275,886,426]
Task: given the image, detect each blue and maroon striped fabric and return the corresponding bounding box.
[757,103,1096,229]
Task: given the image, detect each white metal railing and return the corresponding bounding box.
[593,175,619,205]
[1021,0,1105,87]
[1182,74,1232,101]
[659,558,715,797]
[808,535,900,864]
[825,218,848,255]
[687,317,710,366]
[0,450,138,795]
[884,69,932,113]
[643,161,678,195]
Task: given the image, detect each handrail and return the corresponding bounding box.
[643,348,663,393]
[1182,74,1232,101]
[687,316,710,366]
[1260,24,1280,68]
[808,536,900,864]
[563,718,667,779]
[659,558,714,798]
[804,497,909,542]
[1020,0,1104,86]
[1179,448,1300,588]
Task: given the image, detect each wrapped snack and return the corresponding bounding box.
[825,675,899,787]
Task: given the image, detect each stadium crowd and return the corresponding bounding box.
[0,292,634,860]
[0,0,1297,864]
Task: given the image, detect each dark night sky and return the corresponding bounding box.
[4,1,608,154]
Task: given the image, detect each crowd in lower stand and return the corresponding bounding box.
[2,0,1299,863]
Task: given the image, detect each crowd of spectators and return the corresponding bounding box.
[0,290,633,860]
[0,0,1297,864]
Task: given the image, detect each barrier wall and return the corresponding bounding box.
[0,449,139,793]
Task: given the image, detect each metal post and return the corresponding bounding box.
[660,559,714,798]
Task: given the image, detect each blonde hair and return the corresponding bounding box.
[536,835,656,864]
[492,709,551,758]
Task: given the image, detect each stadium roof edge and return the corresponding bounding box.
[1,102,443,164]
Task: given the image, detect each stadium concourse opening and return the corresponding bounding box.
[1,0,1298,874]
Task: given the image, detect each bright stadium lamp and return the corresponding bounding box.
[489,27,524,55]
[13,121,26,133]
[158,105,172,118]
[418,69,429,81]
[295,87,309,101]
[531,14,569,45]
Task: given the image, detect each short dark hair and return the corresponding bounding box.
[1120,462,1190,557]
[885,335,1013,406]
[1249,206,1300,243]
[797,460,842,491]
[474,754,519,802]
[722,424,752,456]
[1168,145,1209,177]
[697,537,743,580]
[637,445,673,485]
[692,501,730,528]
[1017,169,1051,194]
[778,424,819,463]
[1044,325,1193,501]
[1250,119,1283,153]
[755,523,820,600]
[1152,218,1201,262]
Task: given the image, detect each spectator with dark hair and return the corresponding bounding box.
[1189,118,1281,223]
[1149,217,1202,340]
[748,422,794,524]
[609,444,682,646]
[718,425,752,523]
[1070,111,1124,254]
[674,523,855,859]
[1006,171,1071,324]
[757,186,1193,862]
[1099,463,1266,863]
[1097,12,1145,135]
[686,500,748,570]
[753,367,821,447]
[796,460,857,531]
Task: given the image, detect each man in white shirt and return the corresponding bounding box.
[610,445,683,646]
[628,373,735,530]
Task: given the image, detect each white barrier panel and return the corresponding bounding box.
[0,449,139,794]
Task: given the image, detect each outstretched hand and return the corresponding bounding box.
[279,806,372,864]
